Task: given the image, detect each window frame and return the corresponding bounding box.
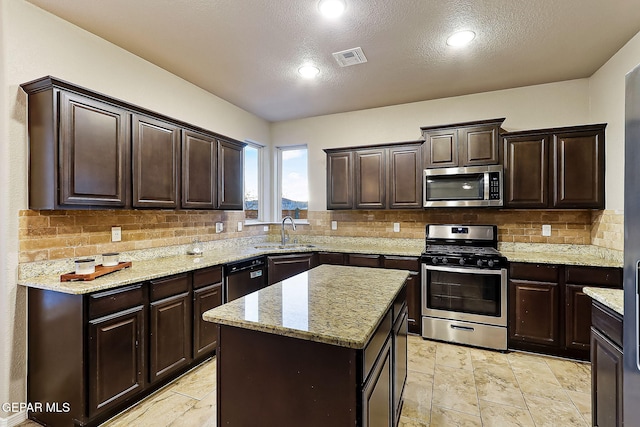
[243,141,265,223]
[275,144,309,223]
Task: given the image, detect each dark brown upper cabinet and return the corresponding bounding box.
[217,139,244,210]
[421,118,505,169]
[503,123,606,209]
[325,142,422,210]
[326,151,354,209]
[22,81,130,209]
[132,114,181,208]
[182,130,216,209]
[22,76,246,211]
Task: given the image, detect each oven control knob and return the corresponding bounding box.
[431,257,438,264]
[477,259,484,267]
[441,258,448,264]
[459,259,465,266]
[488,260,495,267]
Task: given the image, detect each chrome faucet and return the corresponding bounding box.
[281,216,296,245]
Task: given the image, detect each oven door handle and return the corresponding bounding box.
[423,265,505,275]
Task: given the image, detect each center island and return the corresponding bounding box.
[203,264,409,427]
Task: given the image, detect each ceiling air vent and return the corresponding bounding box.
[332,47,368,67]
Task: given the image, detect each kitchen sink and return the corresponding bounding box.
[254,243,316,250]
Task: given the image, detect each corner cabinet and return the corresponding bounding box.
[421,118,505,169]
[21,76,246,211]
[325,141,422,210]
[503,123,606,209]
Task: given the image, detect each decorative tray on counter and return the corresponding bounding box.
[60,261,132,282]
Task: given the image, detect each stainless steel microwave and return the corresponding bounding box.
[423,165,503,208]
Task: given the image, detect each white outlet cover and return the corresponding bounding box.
[542,224,552,236]
[237,221,243,232]
[331,221,338,230]
[393,223,400,232]
[216,222,224,233]
[263,226,269,232]
[111,226,122,242]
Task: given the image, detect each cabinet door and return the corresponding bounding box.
[508,279,559,346]
[504,135,549,208]
[217,139,244,210]
[149,293,191,382]
[552,127,605,209]
[88,305,145,417]
[132,114,180,208]
[459,125,500,166]
[59,91,129,207]
[565,284,592,351]
[361,338,393,427]
[355,149,386,209]
[267,253,318,285]
[393,309,408,424]
[193,283,222,358]
[182,130,216,209]
[326,151,354,209]
[388,145,422,209]
[423,129,458,168]
[591,328,623,427]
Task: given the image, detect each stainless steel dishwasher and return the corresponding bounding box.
[224,256,267,302]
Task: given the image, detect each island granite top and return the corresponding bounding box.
[202,264,409,349]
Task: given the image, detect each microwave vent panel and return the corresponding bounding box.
[332,47,368,67]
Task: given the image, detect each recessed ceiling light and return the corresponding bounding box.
[298,65,320,79]
[318,0,346,18]
[446,30,476,47]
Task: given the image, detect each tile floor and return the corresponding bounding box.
[19,335,592,427]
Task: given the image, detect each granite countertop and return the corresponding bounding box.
[17,240,422,295]
[499,243,622,268]
[202,264,408,349]
[584,287,624,316]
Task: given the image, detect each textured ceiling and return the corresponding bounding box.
[25,0,640,122]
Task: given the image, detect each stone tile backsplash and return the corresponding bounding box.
[19,208,624,262]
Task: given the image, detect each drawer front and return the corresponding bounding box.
[193,266,223,289]
[89,284,145,319]
[382,256,420,272]
[318,252,346,265]
[150,273,190,301]
[592,301,623,348]
[348,254,382,268]
[566,266,622,287]
[510,262,559,282]
[363,309,392,383]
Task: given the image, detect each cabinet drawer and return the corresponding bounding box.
[363,309,392,383]
[566,266,622,287]
[318,252,346,265]
[510,262,559,282]
[383,256,420,272]
[150,273,189,301]
[193,266,223,289]
[348,254,382,268]
[592,301,623,348]
[89,284,145,320]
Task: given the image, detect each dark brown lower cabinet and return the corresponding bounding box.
[591,301,623,427]
[382,256,421,335]
[89,305,145,417]
[28,268,219,427]
[393,308,408,425]
[508,263,622,360]
[362,337,393,427]
[348,253,382,267]
[267,253,319,285]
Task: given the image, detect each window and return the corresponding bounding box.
[277,146,308,220]
[244,142,263,221]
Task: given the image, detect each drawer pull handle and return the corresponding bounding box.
[450,324,474,332]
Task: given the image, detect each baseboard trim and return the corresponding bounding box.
[0,411,27,427]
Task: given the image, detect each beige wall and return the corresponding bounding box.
[1,0,271,419]
[589,30,640,211]
[271,79,591,212]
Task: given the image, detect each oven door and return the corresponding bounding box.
[422,264,507,327]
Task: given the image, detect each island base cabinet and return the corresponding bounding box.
[591,328,623,427]
[217,325,358,427]
[362,338,393,427]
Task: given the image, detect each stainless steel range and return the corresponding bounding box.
[421,224,507,350]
